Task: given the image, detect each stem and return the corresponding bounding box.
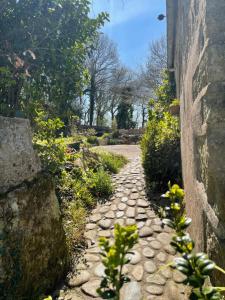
[213,287,225,292]
[215,265,225,275]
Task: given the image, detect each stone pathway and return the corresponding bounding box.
[59,146,187,300]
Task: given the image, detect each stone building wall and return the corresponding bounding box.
[167,0,225,284]
[0,117,68,298]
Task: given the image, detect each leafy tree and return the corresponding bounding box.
[0,0,108,122]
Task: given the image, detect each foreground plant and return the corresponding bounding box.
[160,183,225,300]
[97,224,138,300]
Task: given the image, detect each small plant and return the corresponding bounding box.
[33,110,66,174]
[97,224,138,300]
[85,168,114,198]
[160,183,225,300]
[87,135,99,145]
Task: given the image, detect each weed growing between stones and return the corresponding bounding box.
[97,224,138,300]
[160,183,225,300]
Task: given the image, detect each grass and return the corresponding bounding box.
[87,168,114,198]
[91,148,128,174]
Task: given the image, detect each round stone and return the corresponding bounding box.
[139,239,148,246]
[98,219,111,230]
[149,240,162,250]
[126,207,136,218]
[146,274,166,285]
[153,218,162,226]
[121,196,129,202]
[132,265,144,281]
[137,199,149,208]
[81,279,101,298]
[157,232,171,245]
[136,214,148,221]
[126,250,142,265]
[118,203,127,210]
[90,214,101,223]
[105,211,115,219]
[164,244,176,255]
[115,192,123,198]
[94,263,105,277]
[110,204,118,211]
[68,271,90,287]
[131,193,139,200]
[86,223,96,230]
[146,219,152,226]
[121,281,142,300]
[152,225,162,233]
[147,211,155,218]
[144,261,157,273]
[126,218,136,225]
[117,219,125,226]
[137,221,145,229]
[146,285,163,295]
[116,211,124,218]
[156,252,167,263]
[98,230,111,238]
[139,227,153,238]
[99,206,109,214]
[161,268,172,279]
[143,247,155,258]
[127,200,136,207]
[173,270,187,283]
[84,230,97,241]
[137,207,146,214]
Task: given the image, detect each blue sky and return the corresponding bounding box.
[90,0,166,69]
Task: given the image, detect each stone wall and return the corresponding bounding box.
[167,0,225,284]
[0,117,68,298]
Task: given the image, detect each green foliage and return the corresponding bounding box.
[62,201,87,254]
[97,224,138,300]
[59,169,95,209]
[170,98,180,107]
[116,102,136,129]
[160,183,225,300]
[33,110,66,174]
[141,71,181,192]
[85,168,113,198]
[141,111,181,192]
[87,135,99,145]
[93,150,128,174]
[0,0,108,119]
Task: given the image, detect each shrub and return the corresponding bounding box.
[97,224,138,299]
[59,169,95,209]
[141,71,182,193]
[87,135,99,145]
[96,151,128,174]
[33,110,66,174]
[141,111,181,192]
[108,138,121,145]
[85,168,113,198]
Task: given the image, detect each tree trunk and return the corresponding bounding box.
[89,76,95,126]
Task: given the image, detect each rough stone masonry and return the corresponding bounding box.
[0,117,68,298]
[167,0,225,284]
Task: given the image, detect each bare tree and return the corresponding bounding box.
[142,36,167,90]
[86,34,119,126]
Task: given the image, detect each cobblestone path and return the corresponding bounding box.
[61,146,187,300]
